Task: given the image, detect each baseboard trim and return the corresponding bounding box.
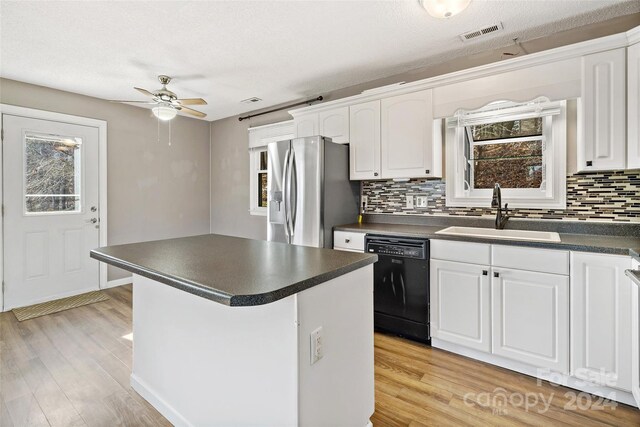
[130,374,192,427]
[432,338,637,407]
[104,277,132,289]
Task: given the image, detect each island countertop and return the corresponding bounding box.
[90,234,377,306]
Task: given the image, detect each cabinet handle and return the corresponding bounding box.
[586,161,593,167]
[494,272,500,278]
[482,270,488,276]
[345,238,350,243]
[374,172,379,177]
[425,169,430,174]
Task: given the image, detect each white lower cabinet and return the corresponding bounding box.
[491,267,569,373]
[430,259,491,352]
[631,258,640,407]
[571,252,632,391]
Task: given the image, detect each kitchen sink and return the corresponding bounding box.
[435,226,561,243]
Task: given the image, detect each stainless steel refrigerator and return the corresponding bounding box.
[267,136,359,248]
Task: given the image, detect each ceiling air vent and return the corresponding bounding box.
[460,22,504,42]
[240,97,262,104]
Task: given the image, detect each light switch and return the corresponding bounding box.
[405,195,414,209]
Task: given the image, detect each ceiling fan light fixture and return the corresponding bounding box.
[152,104,177,121]
[420,0,471,19]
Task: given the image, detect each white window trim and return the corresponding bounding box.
[249,147,269,216]
[446,100,567,209]
[247,121,293,216]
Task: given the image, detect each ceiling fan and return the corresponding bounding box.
[111,75,207,120]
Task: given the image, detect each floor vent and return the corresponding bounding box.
[241,97,262,104]
[460,22,504,42]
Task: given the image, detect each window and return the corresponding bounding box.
[248,120,294,216]
[24,133,82,214]
[446,99,567,209]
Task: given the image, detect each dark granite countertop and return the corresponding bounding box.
[90,234,377,307]
[335,222,640,256]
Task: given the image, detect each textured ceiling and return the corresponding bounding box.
[1,0,639,121]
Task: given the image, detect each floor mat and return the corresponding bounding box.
[12,290,109,321]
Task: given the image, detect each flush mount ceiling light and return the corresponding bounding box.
[152,103,178,121]
[420,0,471,19]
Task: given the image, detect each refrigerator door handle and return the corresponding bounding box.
[282,148,291,242]
[289,151,297,240]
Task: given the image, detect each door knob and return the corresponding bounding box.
[86,218,98,224]
[91,206,97,212]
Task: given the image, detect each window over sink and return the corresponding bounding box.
[446,98,567,209]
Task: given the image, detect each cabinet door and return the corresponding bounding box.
[294,114,318,138]
[628,43,640,170]
[571,252,632,391]
[318,107,349,144]
[380,89,435,179]
[349,101,381,180]
[430,259,491,352]
[631,258,640,407]
[492,268,569,373]
[579,48,626,172]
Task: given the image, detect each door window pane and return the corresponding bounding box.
[24,133,82,213]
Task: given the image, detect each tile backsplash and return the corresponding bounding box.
[362,171,640,222]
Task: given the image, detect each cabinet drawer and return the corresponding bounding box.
[333,231,365,252]
[492,245,569,275]
[431,240,491,265]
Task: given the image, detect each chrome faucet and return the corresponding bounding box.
[491,183,510,230]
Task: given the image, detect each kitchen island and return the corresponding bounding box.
[90,234,377,427]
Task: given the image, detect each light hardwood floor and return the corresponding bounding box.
[0,285,638,426]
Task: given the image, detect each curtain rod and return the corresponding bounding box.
[238,96,323,121]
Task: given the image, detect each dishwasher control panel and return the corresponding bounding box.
[365,235,428,260]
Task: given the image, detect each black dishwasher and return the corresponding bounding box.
[365,235,430,344]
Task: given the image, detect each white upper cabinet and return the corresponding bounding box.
[628,43,640,170]
[578,48,627,172]
[571,252,632,391]
[318,107,349,144]
[491,267,569,373]
[293,113,318,138]
[349,100,381,180]
[380,89,438,179]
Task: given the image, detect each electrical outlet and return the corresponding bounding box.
[416,196,428,208]
[361,195,368,211]
[310,327,323,365]
[405,195,414,209]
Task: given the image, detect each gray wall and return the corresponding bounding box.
[1,78,211,280]
[209,14,640,240]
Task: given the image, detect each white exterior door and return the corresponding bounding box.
[430,259,491,352]
[3,114,100,309]
[570,252,632,391]
[492,267,569,373]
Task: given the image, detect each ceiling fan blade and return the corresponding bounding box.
[178,105,207,118]
[176,98,207,106]
[134,87,156,98]
[110,100,156,104]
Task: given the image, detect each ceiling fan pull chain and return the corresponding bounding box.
[157,114,160,144]
[168,119,172,146]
